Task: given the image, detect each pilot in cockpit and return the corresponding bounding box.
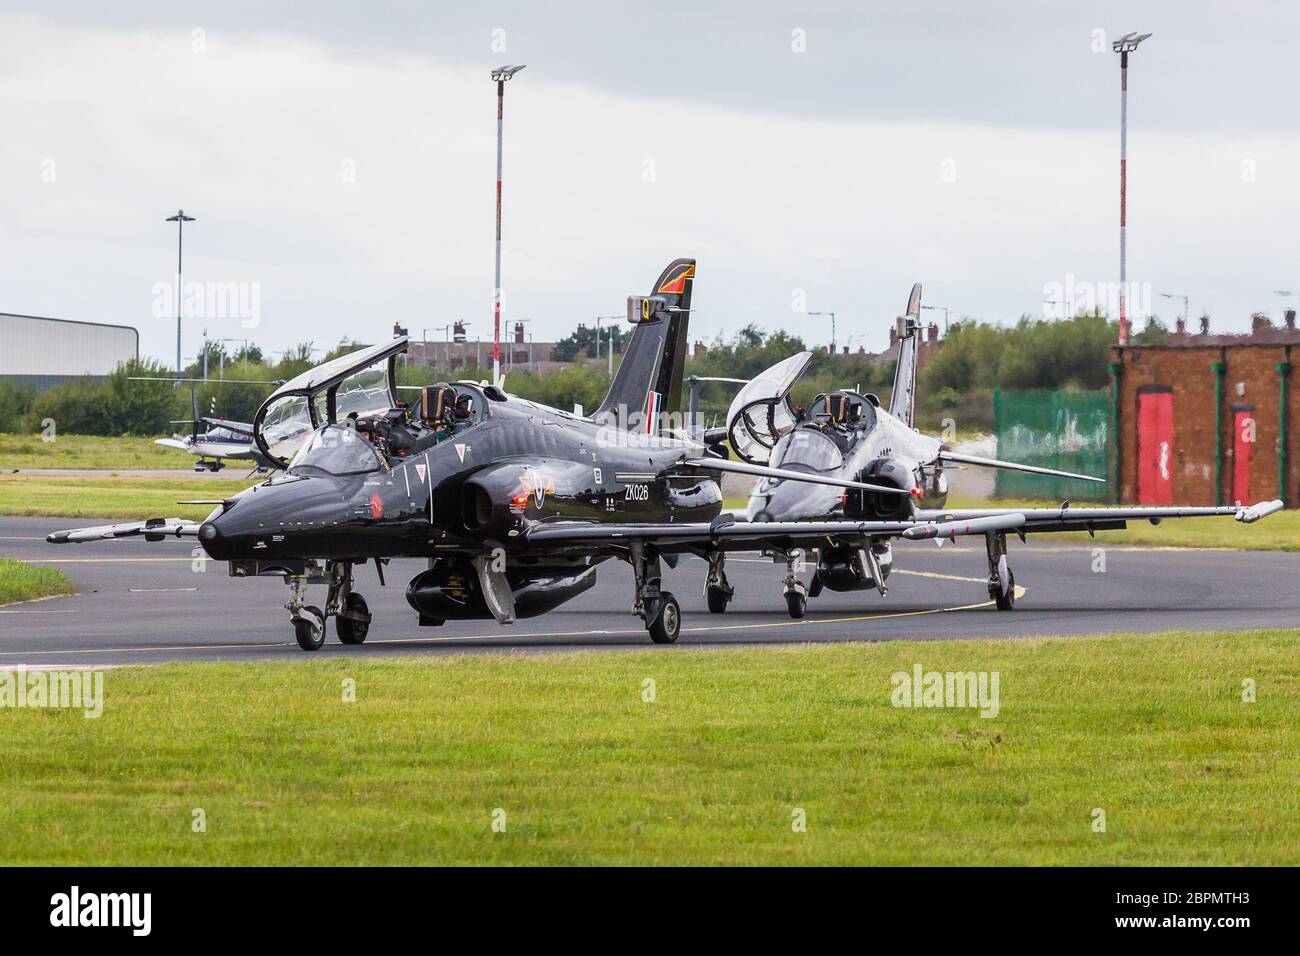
[405,384,456,455]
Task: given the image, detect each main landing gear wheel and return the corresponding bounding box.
[294,605,326,651]
[994,571,1016,611]
[336,592,371,644]
[706,586,731,614]
[648,592,681,644]
[785,590,806,619]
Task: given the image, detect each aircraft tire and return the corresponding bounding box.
[994,572,1015,611]
[706,586,730,614]
[336,593,370,644]
[648,592,681,644]
[785,590,806,619]
[294,606,326,651]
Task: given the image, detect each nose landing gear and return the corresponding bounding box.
[783,550,807,619]
[284,560,374,651]
[293,605,326,651]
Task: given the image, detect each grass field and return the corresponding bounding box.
[0,433,189,471]
[0,474,253,520]
[0,556,75,606]
[3,630,1297,865]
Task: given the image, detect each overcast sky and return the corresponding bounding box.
[2,1,1298,366]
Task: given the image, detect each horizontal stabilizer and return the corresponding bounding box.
[939,451,1105,483]
[680,457,912,496]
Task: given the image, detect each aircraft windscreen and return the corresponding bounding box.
[771,428,844,473]
[289,424,384,476]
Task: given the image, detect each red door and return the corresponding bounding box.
[1233,409,1254,504]
[1137,389,1174,504]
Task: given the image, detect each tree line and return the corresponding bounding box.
[0,312,1160,437]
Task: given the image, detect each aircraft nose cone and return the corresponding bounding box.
[197,520,229,558]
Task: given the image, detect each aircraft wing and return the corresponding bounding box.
[201,417,256,437]
[47,518,201,544]
[523,512,1026,553]
[913,500,1284,534]
[523,498,1284,554]
[937,451,1104,483]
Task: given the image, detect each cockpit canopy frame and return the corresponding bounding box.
[725,351,813,465]
[253,337,408,469]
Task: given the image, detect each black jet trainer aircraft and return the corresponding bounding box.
[722,283,1284,617]
[49,259,916,649]
[49,260,1282,650]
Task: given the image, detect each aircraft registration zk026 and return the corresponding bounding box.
[719,282,1285,618]
[48,260,1282,650]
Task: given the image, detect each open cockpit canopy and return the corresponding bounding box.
[725,351,812,465]
[254,338,407,468]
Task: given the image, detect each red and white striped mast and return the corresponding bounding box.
[1112,32,1151,347]
[491,64,526,388]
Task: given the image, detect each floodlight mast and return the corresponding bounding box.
[165,210,196,381]
[1112,31,1151,347]
[491,64,526,389]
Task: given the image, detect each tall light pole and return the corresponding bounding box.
[491,64,526,389]
[595,315,621,362]
[1160,291,1189,330]
[922,303,951,334]
[1112,31,1152,347]
[165,209,195,380]
[808,311,837,353]
[218,337,248,379]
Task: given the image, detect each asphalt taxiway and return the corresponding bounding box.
[1,515,1296,665]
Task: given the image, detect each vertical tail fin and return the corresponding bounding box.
[594,258,695,435]
[889,282,922,427]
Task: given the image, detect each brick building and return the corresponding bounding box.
[400,320,567,375]
[824,319,944,370]
[1110,312,1298,507]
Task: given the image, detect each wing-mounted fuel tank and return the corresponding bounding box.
[406,559,597,622]
[459,458,602,538]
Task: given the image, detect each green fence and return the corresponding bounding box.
[993,389,1110,501]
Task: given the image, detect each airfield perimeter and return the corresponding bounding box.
[3,515,1297,665]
